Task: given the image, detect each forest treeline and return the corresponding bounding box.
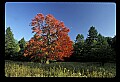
[5,26,116,66]
[66,26,116,66]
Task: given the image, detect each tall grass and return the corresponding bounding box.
[5,60,116,77]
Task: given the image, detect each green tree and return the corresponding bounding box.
[75,34,84,43]
[111,35,116,51]
[5,27,19,60]
[15,39,20,52]
[82,27,114,65]
[94,34,114,65]
[69,26,115,64]
[96,33,109,46]
[70,34,84,61]
[81,26,98,61]
[18,37,26,49]
[86,26,98,46]
[111,35,116,62]
[74,34,84,54]
[97,33,104,45]
[14,37,27,61]
[105,37,112,47]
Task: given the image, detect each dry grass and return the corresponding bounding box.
[5,60,116,77]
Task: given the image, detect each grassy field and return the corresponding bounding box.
[5,60,116,77]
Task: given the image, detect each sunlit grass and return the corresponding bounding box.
[5,60,116,77]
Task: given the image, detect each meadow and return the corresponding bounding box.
[5,60,116,77]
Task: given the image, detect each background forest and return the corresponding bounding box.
[5,26,116,64]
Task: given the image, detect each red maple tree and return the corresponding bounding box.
[24,13,73,63]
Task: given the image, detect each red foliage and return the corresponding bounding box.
[24,13,73,61]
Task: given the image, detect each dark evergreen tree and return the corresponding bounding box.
[18,37,27,61]
[86,26,98,46]
[93,34,115,65]
[75,34,84,43]
[111,35,116,61]
[105,37,112,47]
[82,26,98,61]
[70,34,84,61]
[5,27,19,60]
[111,35,116,51]
[18,37,26,49]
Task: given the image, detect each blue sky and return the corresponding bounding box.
[5,2,116,42]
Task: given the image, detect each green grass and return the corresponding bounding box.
[5,60,116,77]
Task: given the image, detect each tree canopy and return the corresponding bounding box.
[23,13,73,63]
